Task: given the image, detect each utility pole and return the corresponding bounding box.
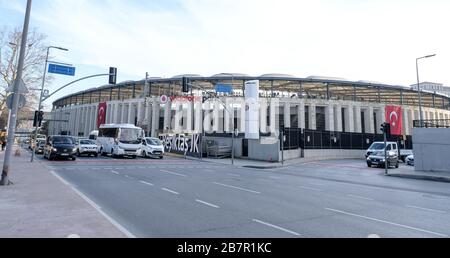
[1,0,32,186]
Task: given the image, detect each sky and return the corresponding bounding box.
[1,0,449,110]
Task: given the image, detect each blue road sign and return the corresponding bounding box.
[215,84,233,94]
[48,63,76,76]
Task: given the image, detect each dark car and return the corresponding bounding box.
[35,140,46,155]
[44,136,77,161]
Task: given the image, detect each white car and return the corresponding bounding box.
[76,139,99,157]
[406,155,414,166]
[140,137,165,159]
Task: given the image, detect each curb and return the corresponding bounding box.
[242,165,281,170]
[387,174,450,183]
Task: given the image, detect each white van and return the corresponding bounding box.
[366,141,413,162]
[97,124,144,158]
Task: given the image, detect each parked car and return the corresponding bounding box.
[140,137,165,159]
[367,150,399,169]
[366,141,412,163]
[76,139,99,157]
[44,136,77,161]
[406,155,414,166]
[34,140,46,154]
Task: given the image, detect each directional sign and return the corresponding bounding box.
[7,79,28,94]
[48,63,76,76]
[215,84,233,94]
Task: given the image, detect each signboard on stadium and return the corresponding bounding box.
[159,134,202,156]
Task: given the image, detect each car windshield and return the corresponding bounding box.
[53,137,74,145]
[147,138,162,146]
[370,143,385,150]
[80,140,96,145]
[119,129,142,144]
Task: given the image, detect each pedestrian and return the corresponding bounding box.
[1,139,6,151]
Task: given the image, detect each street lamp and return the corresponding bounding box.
[31,45,68,162]
[416,54,436,127]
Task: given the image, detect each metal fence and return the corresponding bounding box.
[413,119,450,128]
[283,128,413,151]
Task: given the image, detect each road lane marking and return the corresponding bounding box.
[140,181,154,187]
[406,205,447,214]
[161,188,180,195]
[160,170,187,177]
[111,171,120,175]
[213,182,261,194]
[196,200,220,209]
[368,234,381,238]
[49,171,136,238]
[299,186,322,192]
[347,194,375,201]
[325,208,448,237]
[252,219,301,237]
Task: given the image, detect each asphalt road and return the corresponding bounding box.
[36,153,450,238]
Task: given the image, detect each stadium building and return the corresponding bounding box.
[49,74,450,161]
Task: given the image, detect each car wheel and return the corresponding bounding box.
[77,150,81,157]
[49,154,54,161]
[142,151,147,158]
[94,153,98,157]
[160,156,164,160]
[395,163,399,169]
[72,157,77,161]
[367,162,371,167]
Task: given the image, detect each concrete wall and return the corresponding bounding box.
[303,149,366,161]
[248,139,280,162]
[413,128,450,172]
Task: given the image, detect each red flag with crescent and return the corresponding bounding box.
[386,105,403,135]
[97,102,107,128]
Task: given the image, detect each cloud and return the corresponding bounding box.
[16,0,450,86]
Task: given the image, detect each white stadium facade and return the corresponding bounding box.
[48,74,450,161]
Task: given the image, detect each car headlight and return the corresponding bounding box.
[52,148,58,152]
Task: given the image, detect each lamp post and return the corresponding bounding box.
[31,45,68,162]
[1,0,32,186]
[416,54,436,127]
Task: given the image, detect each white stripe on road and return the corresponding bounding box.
[406,205,447,214]
[299,186,323,192]
[347,194,375,201]
[213,182,261,194]
[196,200,220,209]
[139,181,154,187]
[253,219,301,237]
[160,170,187,177]
[325,208,448,237]
[111,171,120,175]
[49,171,136,238]
[161,188,180,195]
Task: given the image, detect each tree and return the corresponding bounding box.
[0,27,51,130]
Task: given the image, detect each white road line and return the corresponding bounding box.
[213,182,261,194]
[299,186,323,192]
[160,170,187,177]
[161,188,180,195]
[347,194,375,201]
[140,181,154,187]
[325,208,448,237]
[196,200,220,209]
[406,205,447,214]
[252,219,301,237]
[111,171,120,175]
[49,171,136,238]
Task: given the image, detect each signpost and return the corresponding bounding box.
[48,63,76,76]
[215,84,233,94]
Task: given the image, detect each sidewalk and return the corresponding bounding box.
[0,146,129,238]
[387,168,450,183]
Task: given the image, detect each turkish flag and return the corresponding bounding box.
[386,105,403,135]
[97,102,107,128]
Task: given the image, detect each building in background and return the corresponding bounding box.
[411,82,450,97]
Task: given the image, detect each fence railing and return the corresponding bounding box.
[413,119,450,128]
[283,128,413,151]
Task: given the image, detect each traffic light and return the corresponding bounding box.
[33,111,45,127]
[33,111,39,127]
[182,77,191,93]
[109,67,117,85]
[381,123,391,137]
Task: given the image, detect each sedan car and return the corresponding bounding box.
[367,151,399,169]
[76,139,99,157]
[406,155,414,166]
[44,136,77,161]
[140,137,165,159]
[34,140,46,155]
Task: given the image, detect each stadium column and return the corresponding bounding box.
[137,101,142,126]
[269,98,278,134]
[194,99,203,134]
[354,106,362,133]
[127,103,133,124]
[367,106,375,134]
[298,100,305,129]
[325,104,335,131]
[284,102,291,128]
[260,99,268,133]
[213,101,220,132]
[224,98,232,133]
[174,101,183,133]
[309,103,317,131]
[203,101,212,133]
[151,101,160,137]
[163,100,172,132]
[186,100,194,133]
[240,99,246,133]
[345,104,354,133]
[335,104,343,132]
